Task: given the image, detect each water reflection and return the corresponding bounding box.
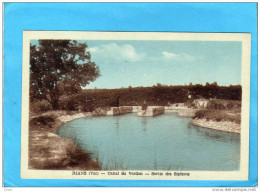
[191,124,240,143]
[115,116,120,129]
[141,117,147,131]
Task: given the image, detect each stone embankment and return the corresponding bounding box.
[106,106,133,116]
[164,106,186,113]
[165,105,241,134]
[191,118,240,134]
[137,106,165,116]
[58,112,92,123]
[178,108,198,117]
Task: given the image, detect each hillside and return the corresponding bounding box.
[56,84,241,112]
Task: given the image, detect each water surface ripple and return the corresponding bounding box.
[57,113,240,171]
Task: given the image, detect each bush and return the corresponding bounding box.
[194,109,241,124]
[30,100,53,112]
[30,115,55,126]
[37,137,93,169]
[206,99,241,111]
[59,94,94,112]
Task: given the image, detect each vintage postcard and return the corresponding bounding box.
[21,31,251,180]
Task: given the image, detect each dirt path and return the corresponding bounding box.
[29,111,100,170]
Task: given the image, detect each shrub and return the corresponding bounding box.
[59,94,94,112]
[37,137,93,169]
[30,100,53,112]
[206,99,241,111]
[29,114,56,129]
[194,109,241,124]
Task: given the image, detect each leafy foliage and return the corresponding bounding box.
[30,40,100,109]
[206,99,241,111]
[194,110,241,124]
[30,99,53,112]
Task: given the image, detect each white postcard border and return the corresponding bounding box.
[21,31,251,180]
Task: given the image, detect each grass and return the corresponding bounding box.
[194,109,241,124]
[29,111,100,170]
[36,137,94,169]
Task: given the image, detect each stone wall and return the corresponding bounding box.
[137,106,165,116]
[107,106,133,116]
[178,108,198,117]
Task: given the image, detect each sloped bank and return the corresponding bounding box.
[29,110,100,170]
[191,118,240,134]
[190,109,241,134]
[174,108,241,134]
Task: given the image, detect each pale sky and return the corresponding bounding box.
[84,40,242,88]
[31,40,242,89]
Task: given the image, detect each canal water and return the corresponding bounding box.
[57,113,240,171]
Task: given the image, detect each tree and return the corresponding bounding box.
[211,82,218,87]
[30,40,100,109]
[58,79,82,95]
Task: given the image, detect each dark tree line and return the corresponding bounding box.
[57,84,241,112]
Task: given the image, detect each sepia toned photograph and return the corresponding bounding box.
[21,32,250,180]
